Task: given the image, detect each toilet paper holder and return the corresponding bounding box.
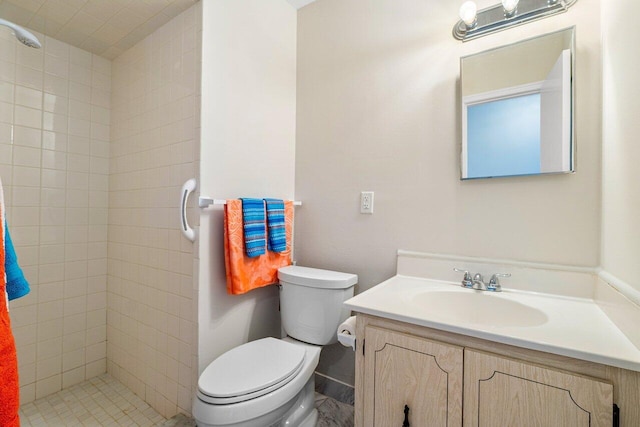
[337,316,357,351]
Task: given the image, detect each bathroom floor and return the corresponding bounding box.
[314,393,354,427]
[19,374,354,426]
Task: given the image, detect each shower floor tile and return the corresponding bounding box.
[19,374,171,427]
[19,374,354,426]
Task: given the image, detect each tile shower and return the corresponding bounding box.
[2,3,201,421]
[107,4,200,418]
[1,31,111,403]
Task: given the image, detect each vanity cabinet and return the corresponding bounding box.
[355,315,633,427]
[464,349,612,427]
[362,326,463,426]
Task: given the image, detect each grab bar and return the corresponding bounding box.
[180,178,197,242]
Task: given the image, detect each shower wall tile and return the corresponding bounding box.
[2,29,110,404]
[108,3,200,419]
[16,48,43,71]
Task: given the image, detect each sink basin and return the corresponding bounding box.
[344,274,640,372]
[407,290,548,327]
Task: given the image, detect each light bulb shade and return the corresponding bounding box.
[459,1,478,27]
[501,0,519,14]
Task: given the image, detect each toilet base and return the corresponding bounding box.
[280,377,316,426]
[194,373,316,427]
[297,408,318,427]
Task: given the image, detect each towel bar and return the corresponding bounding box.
[199,197,302,208]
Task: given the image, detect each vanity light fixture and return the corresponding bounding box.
[453,0,578,41]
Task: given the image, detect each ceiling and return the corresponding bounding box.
[0,0,198,60]
[0,0,320,60]
[286,0,317,9]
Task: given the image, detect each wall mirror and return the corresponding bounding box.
[460,27,575,180]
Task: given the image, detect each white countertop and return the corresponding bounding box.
[344,275,640,372]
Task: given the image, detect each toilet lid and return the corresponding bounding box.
[198,337,306,404]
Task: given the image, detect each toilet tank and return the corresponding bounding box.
[278,266,357,345]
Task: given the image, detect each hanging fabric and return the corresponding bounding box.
[0,176,20,426]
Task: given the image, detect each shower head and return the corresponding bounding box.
[0,18,41,48]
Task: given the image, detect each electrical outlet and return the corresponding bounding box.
[360,191,374,214]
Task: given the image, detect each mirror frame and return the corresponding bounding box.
[459,27,576,180]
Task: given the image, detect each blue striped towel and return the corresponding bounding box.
[241,198,266,258]
[264,198,286,253]
[5,223,30,301]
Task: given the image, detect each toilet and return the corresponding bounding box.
[193,266,357,427]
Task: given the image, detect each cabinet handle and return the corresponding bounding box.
[402,404,410,427]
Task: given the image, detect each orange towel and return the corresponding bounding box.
[224,200,293,295]
[0,178,20,427]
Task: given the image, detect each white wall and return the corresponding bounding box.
[198,0,297,372]
[601,0,640,297]
[296,0,601,385]
[0,32,110,403]
[296,0,601,294]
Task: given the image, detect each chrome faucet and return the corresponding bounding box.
[453,269,510,292]
[472,273,486,290]
[453,268,473,288]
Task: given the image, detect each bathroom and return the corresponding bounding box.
[0,0,637,425]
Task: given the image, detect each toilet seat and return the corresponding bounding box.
[198,337,306,405]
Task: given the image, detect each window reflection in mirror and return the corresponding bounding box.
[460,27,575,180]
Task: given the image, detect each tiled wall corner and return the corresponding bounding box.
[108,3,201,419]
[1,31,110,403]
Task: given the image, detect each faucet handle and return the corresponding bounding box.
[488,273,511,291]
[454,268,473,288]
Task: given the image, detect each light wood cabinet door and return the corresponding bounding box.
[362,326,463,427]
[464,349,613,427]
